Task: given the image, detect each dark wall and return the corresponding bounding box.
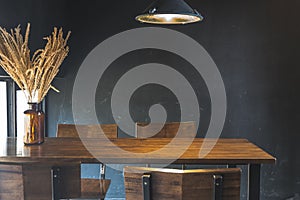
[0,0,299,199]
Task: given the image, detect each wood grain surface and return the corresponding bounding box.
[0,163,80,200]
[56,124,118,139]
[124,167,241,200]
[0,137,275,165]
[135,121,196,138]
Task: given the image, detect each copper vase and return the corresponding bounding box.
[23,102,45,145]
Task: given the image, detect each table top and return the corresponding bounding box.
[0,137,276,165]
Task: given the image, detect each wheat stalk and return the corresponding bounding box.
[0,23,70,103]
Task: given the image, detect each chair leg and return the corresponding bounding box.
[142,174,151,200]
[51,167,61,200]
[100,164,106,179]
[213,175,223,200]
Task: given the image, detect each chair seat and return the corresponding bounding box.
[80,178,111,199]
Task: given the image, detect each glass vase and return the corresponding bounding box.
[23,102,45,145]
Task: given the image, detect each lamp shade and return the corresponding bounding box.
[135,0,203,25]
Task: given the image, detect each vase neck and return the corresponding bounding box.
[28,102,42,111]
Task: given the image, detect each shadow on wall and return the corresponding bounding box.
[285,194,300,200]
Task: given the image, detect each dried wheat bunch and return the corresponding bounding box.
[0,23,70,103]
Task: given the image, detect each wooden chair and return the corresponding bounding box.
[135,121,197,138]
[56,124,117,199]
[135,121,196,169]
[57,124,117,139]
[124,166,241,200]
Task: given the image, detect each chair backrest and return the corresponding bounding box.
[56,124,118,139]
[124,166,241,200]
[135,121,196,138]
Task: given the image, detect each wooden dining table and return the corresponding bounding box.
[0,137,275,200]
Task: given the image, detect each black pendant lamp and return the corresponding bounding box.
[135,0,203,25]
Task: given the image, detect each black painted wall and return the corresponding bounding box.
[0,0,299,199]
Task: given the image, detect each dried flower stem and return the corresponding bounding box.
[0,23,70,103]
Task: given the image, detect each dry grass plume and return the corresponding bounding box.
[0,23,70,103]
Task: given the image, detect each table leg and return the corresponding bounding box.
[248,164,261,200]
